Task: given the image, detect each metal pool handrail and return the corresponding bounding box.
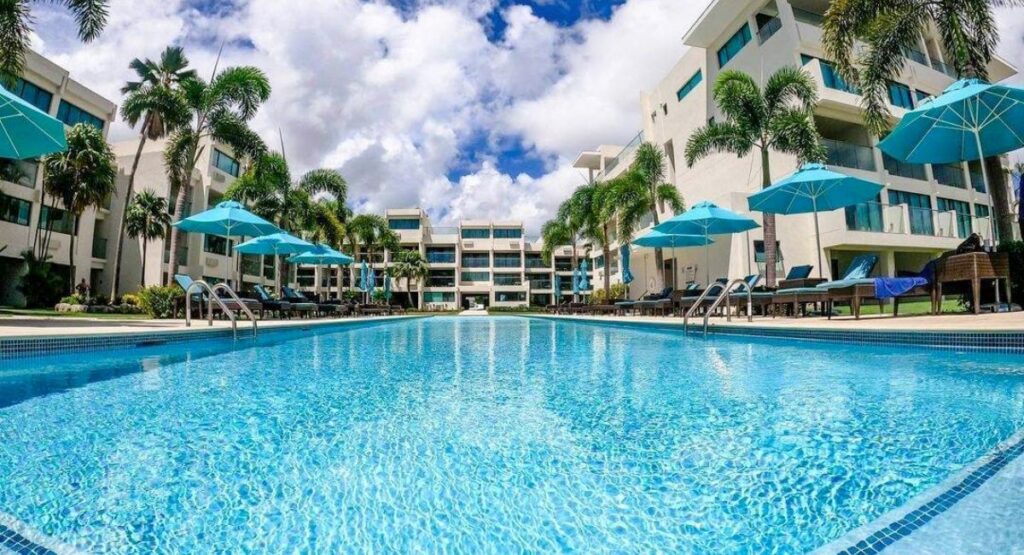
[683,282,726,332]
[184,280,240,340]
[213,282,257,338]
[706,279,753,334]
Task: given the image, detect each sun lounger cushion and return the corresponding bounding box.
[785,265,813,280]
[815,277,876,289]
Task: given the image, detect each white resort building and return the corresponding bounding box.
[0,50,117,306]
[574,0,1019,296]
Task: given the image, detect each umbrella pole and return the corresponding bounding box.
[671,243,677,290]
[813,207,824,279]
[704,230,710,287]
[973,128,997,245]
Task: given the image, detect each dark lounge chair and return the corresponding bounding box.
[282,286,331,316]
[826,260,938,319]
[252,285,297,318]
[173,275,261,319]
[773,255,879,317]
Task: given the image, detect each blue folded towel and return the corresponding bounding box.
[873,277,928,299]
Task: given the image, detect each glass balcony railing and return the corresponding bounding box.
[792,8,824,26]
[757,17,782,44]
[883,153,928,181]
[528,280,553,290]
[970,171,987,194]
[603,131,644,176]
[823,139,876,171]
[845,201,992,238]
[933,164,966,189]
[930,59,957,77]
[524,257,547,268]
[905,49,928,66]
[426,252,456,264]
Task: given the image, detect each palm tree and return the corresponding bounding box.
[348,214,399,269]
[540,185,595,300]
[40,124,117,293]
[110,46,194,299]
[614,143,686,287]
[390,250,429,308]
[578,181,618,300]
[125,189,171,288]
[685,67,825,287]
[163,63,271,285]
[0,1,108,86]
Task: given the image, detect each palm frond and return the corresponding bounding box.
[298,168,347,200]
[684,121,751,167]
[713,69,764,133]
[762,65,818,114]
[768,108,827,164]
[62,0,109,41]
[209,65,271,120]
[0,0,31,87]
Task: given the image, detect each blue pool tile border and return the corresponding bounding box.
[527,315,1024,354]
[0,316,426,361]
[0,512,62,555]
[818,430,1024,554]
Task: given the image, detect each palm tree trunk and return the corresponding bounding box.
[68,214,77,295]
[651,201,665,289]
[571,241,578,302]
[140,239,148,288]
[985,156,1014,243]
[110,119,150,299]
[167,182,190,285]
[761,148,778,287]
[602,225,611,300]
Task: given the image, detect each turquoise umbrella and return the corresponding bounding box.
[577,259,590,293]
[173,201,280,287]
[632,230,714,290]
[553,274,562,301]
[383,274,392,302]
[654,201,759,285]
[879,78,1024,240]
[288,244,354,300]
[620,244,634,285]
[368,267,377,301]
[748,163,883,277]
[235,232,314,293]
[0,85,66,159]
[359,261,369,293]
[571,267,580,299]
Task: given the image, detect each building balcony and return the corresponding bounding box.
[844,201,992,241]
[823,138,876,172]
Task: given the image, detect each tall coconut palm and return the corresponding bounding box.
[540,185,594,300]
[540,220,571,266]
[110,46,194,299]
[227,152,347,291]
[40,124,116,293]
[615,143,686,287]
[578,181,618,300]
[685,67,825,287]
[823,0,1023,242]
[348,214,399,268]
[0,0,108,86]
[125,189,171,288]
[390,250,429,308]
[163,63,271,285]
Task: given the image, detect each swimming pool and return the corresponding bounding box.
[1,316,1022,552]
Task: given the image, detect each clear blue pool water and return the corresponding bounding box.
[1,316,1023,553]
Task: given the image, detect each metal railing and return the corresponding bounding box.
[706,279,755,333]
[683,282,726,333]
[184,280,256,340]
[792,7,824,26]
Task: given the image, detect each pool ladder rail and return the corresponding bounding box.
[183,280,258,339]
[683,278,753,336]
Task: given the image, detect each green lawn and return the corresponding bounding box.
[0,307,153,320]
[831,298,964,317]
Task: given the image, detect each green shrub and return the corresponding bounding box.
[371,290,388,303]
[59,294,87,305]
[137,286,180,319]
[18,250,65,308]
[120,293,140,306]
[590,283,628,304]
[999,240,1024,303]
[488,306,534,313]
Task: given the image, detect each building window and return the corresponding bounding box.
[937,197,972,238]
[677,71,703,101]
[494,273,522,286]
[212,149,240,177]
[461,253,489,268]
[6,78,53,112]
[0,192,31,226]
[914,90,932,104]
[530,293,551,306]
[717,24,752,68]
[424,292,455,303]
[975,204,990,219]
[56,100,104,130]
[493,253,521,268]
[933,163,966,189]
[461,271,490,282]
[801,55,858,94]
[888,82,915,109]
[594,255,605,269]
[845,194,884,232]
[888,190,934,235]
[388,218,420,230]
[554,257,572,271]
[524,253,546,268]
[493,228,522,239]
[38,205,75,235]
[495,291,526,302]
[203,234,232,255]
[426,247,456,264]
[527,273,552,288]
[427,269,456,287]
[461,228,490,239]
[753,240,785,275]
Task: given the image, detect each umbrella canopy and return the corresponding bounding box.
[359,261,369,293]
[235,232,314,292]
[173,200,279,238]
[287,244,354,266]
[654,201,759,285]
[577,259,590,292]
[553,274,562,301]
[632,230,714,248]
[619,244,634,285]
[0,85,67,159]
[383,275,392,301]
[572,267,580,297]
[748,164,883,277]
[367,267,377,296]
[878,79,1024,164]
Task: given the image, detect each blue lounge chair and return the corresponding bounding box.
[174,275,261,319]
[827,259,937,319]
[282,286,334,317]
[772,255,879,316]
[251,284,292,318]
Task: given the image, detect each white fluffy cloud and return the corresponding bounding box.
[31,0,708,234]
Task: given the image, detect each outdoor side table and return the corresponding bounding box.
[935,252,1011,314]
